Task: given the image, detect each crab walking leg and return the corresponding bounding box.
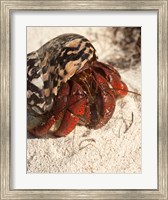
[97,81,116,128]
[54,111,79,137]
[28,116,56,137]
[54,81,87,137]
[68,81,87,116]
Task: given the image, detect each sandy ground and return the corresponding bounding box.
[27,27,141,173]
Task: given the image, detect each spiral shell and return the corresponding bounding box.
[27,33,96,115]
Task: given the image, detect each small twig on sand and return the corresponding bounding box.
[79,139,102,159]
[78,138,96,150]
[123,112,134,134]
[118,112,134,137]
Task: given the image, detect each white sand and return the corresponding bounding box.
[27,27,141,173]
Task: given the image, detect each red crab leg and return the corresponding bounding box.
[92,71,116,129]
[93,61,128,98]
[68,83,86,116]
[54,81,87,137]
[110,76,128,98]
[28,116,56,137]
[80,102,91,126]
[54,111,79,137]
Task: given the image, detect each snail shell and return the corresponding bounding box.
[27,33,96,115]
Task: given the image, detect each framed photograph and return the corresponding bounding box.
[0,0,167,199]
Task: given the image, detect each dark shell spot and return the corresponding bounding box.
[58,75,63,80]
[81,53,89,61]
[55,68,59,74]
[42,65,48,74]
[27,58,37,67]
[28,93,45,105]
[89,49,93,54]
[53,80,58,87]
[50,73,56,80]
[46,97,52,105]
[44,80,50,89]
[50,56,57,66]
[64,70,68,75]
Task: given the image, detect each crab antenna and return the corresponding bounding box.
[113,88,141,96]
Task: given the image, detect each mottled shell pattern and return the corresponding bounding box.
[27,34,96,115]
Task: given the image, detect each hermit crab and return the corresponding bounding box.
[27,33,128,137]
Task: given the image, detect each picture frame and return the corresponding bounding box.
[0,0,167,199]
